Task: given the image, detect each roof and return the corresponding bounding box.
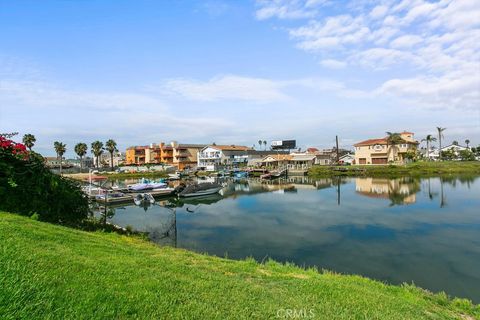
[306,147,319,153]
[291,154,316,161]
[207,145,252,151]
[262,154,293,162]
[401,131,414,134]
[354,138,388,147]
[177,143,207,149]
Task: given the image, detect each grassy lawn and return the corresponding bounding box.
[1,212,478,319]
[309,161,480,178]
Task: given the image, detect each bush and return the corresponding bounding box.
[0,136,89,225]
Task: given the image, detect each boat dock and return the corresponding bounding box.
[90,189,176,204]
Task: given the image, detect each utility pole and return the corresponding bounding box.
[335,135,340,164]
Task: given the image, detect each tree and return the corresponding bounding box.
[459,149,475,161]
[436,127,446,161]
[105,139,118,171]
[385,132,404,163]
[1,136,88,225]
[54,141,66,174]
[258,140,262,151]
[452,140,459,146]
[465,139,470,148]
[91,141,104,168]
[263,140,267,151]
[22,134,36,151]
[74,143,88,170]
[421,134,437,161]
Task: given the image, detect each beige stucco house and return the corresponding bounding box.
[354,131,419,165]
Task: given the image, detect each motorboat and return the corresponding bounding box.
[95,191,126,201]
[127,180,168,192]
[178,182,223,197]
[134,193,155,206]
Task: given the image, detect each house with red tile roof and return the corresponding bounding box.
[354,131,419,165]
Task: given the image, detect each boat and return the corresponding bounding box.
[134,193,155,206]
[178,182,223,197]
[260,173,272,179]
[168,172,181,180]
[234,171,248,179]
[127,180,168,192]
[95,191,126,201]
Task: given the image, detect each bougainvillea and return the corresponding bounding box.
[0,136,29,159]
[0,136,89,225]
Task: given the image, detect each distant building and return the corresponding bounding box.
[99,152,125,167]
[354,131,418,165]
[429,144,468,160]
[338,153,355,165]
[197,145,252,171]
[126,142,206,169]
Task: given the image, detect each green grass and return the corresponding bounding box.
[309,161,480,178]
[1,212,478,319]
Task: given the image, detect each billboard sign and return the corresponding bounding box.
[271,140,296,150]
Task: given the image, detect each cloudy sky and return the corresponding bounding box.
[1,0,479,157]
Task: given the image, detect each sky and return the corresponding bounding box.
[0,0,479,157]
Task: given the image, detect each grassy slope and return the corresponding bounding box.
[309,161,480,178]
[1,213,478,320]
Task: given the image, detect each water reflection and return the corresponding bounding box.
[355,177,420,206]
[99,175,480,302]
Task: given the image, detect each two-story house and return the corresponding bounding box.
[354,131,418,165]
[197,145,251,171]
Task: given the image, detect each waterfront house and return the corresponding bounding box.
[197,145,252,171]
[354,131,419,165]
[338,153,355,165]
[429,144,469,161]
[259,154,293,169]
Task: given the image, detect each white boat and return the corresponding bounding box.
[178,182,223,197]
[134,193,155,205]
[95,191,126,201]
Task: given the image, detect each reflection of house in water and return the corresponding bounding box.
[355,178,420,205]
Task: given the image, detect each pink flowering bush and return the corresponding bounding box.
[0,136,88,225]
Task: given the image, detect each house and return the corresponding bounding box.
[99,151,125,167]
[429,144,468,161]
[197,145,252,171]
[338,153,355,165]
[304,147,351,165]
[288,154,316,170]
[125,146,149,165]
[259,154,293,169]
[354,131,419,165]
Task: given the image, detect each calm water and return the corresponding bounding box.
[96,176,480,302]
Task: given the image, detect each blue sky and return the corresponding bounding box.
[1,0,479,157]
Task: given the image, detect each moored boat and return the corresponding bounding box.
[134,193,155,205]
[178,182,223,197]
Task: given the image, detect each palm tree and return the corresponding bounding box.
[385,132,404,163]
[421,134,437,161]
[105,139,118,171]
[74,143,88,170]
[452,140,459,146]
[258,140,262,151]
[54,141,66,174]
[91,141,104,168]
[263,140,267,151]
[436,127,446,161]
[465,139,470,148]
[22,133,36,151]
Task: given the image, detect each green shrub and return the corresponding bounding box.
[0,136,89,225]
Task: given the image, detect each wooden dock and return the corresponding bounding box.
[92,189,176,204]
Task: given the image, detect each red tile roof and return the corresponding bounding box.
[354,138,388,147]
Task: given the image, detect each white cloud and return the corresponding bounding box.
[390,34,423,48]
[254,0,330,20]
[369,5,389,19]
[320,59,347,69]
[159,75,289,103]
[257,0,480,110]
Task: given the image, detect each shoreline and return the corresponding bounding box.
[1,211,478,319]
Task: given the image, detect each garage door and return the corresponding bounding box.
[372,158,388,164]
[359,158,366,164]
